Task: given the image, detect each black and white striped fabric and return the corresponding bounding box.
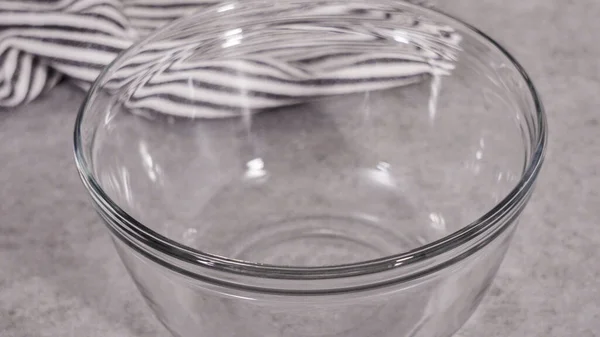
[0,0,461,117]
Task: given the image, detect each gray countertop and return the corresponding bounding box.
[1,1,599,336]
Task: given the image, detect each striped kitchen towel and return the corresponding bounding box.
[0,0,461,117]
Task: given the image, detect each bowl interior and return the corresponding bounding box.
[83,1,536,267]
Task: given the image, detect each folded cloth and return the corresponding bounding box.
[0,0,461,117]
[0,0,216,108]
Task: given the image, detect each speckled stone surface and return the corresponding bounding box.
[1,1,599,336]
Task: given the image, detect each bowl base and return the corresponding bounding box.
[228,214,420,267]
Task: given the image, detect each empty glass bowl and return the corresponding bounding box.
[74,1,547,336]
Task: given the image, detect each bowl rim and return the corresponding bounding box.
[74,0,547,287]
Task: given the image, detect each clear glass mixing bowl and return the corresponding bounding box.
[74,1,547,336]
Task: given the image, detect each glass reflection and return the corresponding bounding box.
[139,141,163,184]
[245,157,267,179]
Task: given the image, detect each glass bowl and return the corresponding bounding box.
[74,1,547,336]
